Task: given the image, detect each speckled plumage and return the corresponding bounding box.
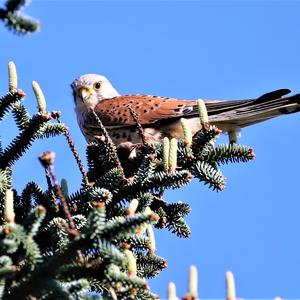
[71,74,300,145]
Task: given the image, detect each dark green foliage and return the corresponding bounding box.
[153,201,191,237]
[0,0,39,34]
[0,91,25,122]
[136,252,166,278]
[4,12,39,33]
[12,102,30,129]
[191,161,225,190]
[87,141,120,179]
[1,114,48,168]
[38,122,66,139]
[5,0,28,12]
[3,205,158,299]
[0,66,255,299]
[125,234,150,250]
[14,181,55,226]
[208,143,255,164]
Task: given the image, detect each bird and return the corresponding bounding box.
[71,73,300,146]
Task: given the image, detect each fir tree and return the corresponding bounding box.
[0,62,255,299]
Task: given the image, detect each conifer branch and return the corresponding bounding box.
[135,252,167,279]
[208,144,256,164]
[0,90,25,122]
[20,182,52,215]
[12,103,30,130]
[39,152,77,235]
[0,0,39,34]
[53,113,89,186]
[43,167,58,212]
[0,114,50,168]
[191,161,225,191]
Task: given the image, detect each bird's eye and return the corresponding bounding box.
[93,82,101,90]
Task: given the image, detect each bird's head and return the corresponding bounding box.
[71,74,120,112]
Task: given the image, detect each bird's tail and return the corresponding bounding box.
[205,89,300,129]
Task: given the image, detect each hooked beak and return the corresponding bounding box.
[79,87,91,102]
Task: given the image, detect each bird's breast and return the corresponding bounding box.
[108,127,161,145]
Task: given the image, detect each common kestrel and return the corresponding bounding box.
[71,74,300,145]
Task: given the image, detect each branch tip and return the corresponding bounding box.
[189,265,198,299]
[38,151,55,168]
[197,99,209,129]
[8,61,17,91]
[226,270,236,300]
[32,81,46,113]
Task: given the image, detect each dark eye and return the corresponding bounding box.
[93,82,101,90]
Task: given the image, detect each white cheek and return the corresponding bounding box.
[86,96,99,108]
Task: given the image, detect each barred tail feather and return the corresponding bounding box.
[205,89,300,129]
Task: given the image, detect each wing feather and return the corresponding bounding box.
[93,94,198,127]
[91,89,300,130]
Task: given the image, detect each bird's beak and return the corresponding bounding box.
[79,87,91,102]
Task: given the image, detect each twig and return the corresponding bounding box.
[48,164,77,234]
[90,109,124,172]
[63,127,89,186]
[127,105,146,145]
[39,152,77,235]
[43,167,58,212]
[52,112,89,186]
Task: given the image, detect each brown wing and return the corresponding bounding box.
[92,89,300,129]
[93,94,201,127]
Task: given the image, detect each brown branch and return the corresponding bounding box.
[52,112,89,186]
[127,105,146,145]
[43,167,58,212]
[48,164,77,235]
[39,151,78,236]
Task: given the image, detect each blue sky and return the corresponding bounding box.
[1,1,300,299]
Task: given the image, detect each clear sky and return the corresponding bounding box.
[1,1,300,299]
